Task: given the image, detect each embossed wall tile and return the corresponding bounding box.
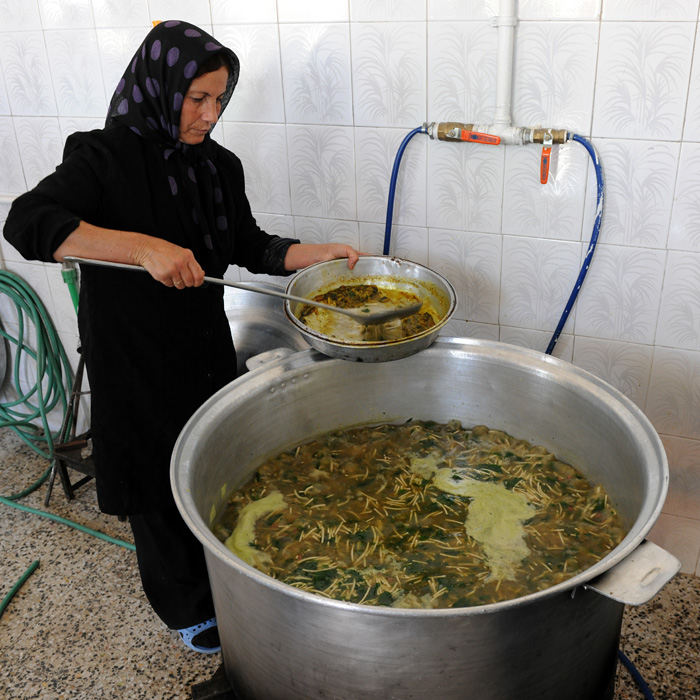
[647,513,700,575]
[355,127,427,227]
[222,122,291,215]
[573,245,666,343]
[428,21,498,124]
[646,346,700,439]
[0,203,26,263]
[37,0,93,29]
[0,31,57,116]
[280,24,352,126]
[661,435,700,520]
[277,0,349,23]
[427,140,504,233]
[0,117,26,193]
[0,202,15,267]
[668,143,700,251]
[502,141,588,241]
[359,222,429,265]
[513,22,598,133]
[13,117,62,189]
[602,0,699,20]
[211,0,277,24]
[96,27,148,99]
[593,22,694,140]
[44,30,107,117]
[572,336,653,409]
[499,325,574,361]
[585,139,677,249]
[0,0,42,30]
[351,0,425,21]
[293,216,360,249]
[501,236,582,332]
[91,0,151,28]
[286,124,356,220]
[59,117,104,142]
[683,40,700,141]
[217,24,285,124]
[351,23,426,128]
[429,228,501,324]
[147,0,212,26]
[446,320,499,341]
[517,0,601,19]
[656,251,700,351]
[428,0,495,21]
[0,60,10,116]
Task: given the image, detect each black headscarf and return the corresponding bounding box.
[106,20,240,255]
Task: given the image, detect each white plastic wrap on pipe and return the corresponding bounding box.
[493,0,517,126]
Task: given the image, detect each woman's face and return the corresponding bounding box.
[179,65,229,145]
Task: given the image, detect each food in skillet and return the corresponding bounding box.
[297,284,436,342]
[212,420,625,608]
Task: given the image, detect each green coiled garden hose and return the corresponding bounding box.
[0,269,73,473]
[0,267,134,619]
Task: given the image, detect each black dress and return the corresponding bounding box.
[4,124,296,516]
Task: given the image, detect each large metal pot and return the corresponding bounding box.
[284,256,456,362]
[172,338,678,700]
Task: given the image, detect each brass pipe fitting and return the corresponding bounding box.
[531,128,568,144]
[435,122,475,141]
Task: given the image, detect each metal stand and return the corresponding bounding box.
[191,664,238,700]
[44,352,94,506]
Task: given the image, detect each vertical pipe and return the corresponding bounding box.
[494,0,517,126]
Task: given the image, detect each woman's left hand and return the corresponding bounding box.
[283,243,365,271]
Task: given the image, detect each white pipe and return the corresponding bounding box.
[493,0,517,126]
[0,195,17,204]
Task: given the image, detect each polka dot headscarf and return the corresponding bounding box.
[106,20,240,256]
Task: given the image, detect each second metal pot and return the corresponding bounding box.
[284,256,457,362]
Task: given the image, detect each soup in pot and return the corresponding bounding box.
[211,420,625,608]
[297,284,438,342]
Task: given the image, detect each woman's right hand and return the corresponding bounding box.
[134,237,205,289]
[54,221,205,289]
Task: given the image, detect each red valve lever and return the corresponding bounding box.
[460,130,501,145]
[540,146,552,184]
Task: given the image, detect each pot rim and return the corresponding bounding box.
[172,337,669,616]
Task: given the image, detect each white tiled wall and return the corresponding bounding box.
[1,0,700,576]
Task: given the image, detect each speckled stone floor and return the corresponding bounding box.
[1,427,698,700]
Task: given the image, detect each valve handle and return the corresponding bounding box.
[460,130,501,145]
[540,132,554,184]
[540,146,552,184]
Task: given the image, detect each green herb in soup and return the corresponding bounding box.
[211,421,625,609]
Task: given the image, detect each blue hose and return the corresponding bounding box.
[383,125,428,256]
[545,133,604,355]
[618,649,656,700]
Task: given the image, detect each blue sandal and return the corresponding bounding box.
[177,617,221,653]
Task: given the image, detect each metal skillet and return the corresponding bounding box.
[62,256,422,326]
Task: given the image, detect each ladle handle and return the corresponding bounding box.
[62,256,349,315]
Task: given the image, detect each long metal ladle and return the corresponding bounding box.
[63,256,423,325]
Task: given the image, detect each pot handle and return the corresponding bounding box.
[583,539,681,606]
[245,347,296,372]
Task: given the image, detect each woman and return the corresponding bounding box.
[3,20,360,653]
